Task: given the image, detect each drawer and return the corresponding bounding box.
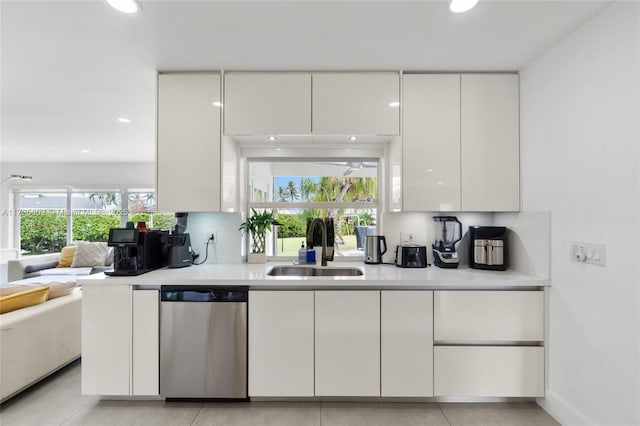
[434,346,544,397]
[434,291,544,342]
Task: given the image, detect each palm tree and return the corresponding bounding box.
[276,187,288,202]
[88,192,118,211]
[311,177,377,250]
[286,180,299,202]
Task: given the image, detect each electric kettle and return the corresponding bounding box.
[364,235,387,264]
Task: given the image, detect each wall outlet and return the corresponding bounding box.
[570,241,605,266]
[401,231,415,244]
[205,231,217,244]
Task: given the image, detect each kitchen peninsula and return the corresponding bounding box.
[79,263,548,401]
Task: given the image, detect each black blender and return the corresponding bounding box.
[432,216,462,269]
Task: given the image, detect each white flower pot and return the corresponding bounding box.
[247,252,266,264]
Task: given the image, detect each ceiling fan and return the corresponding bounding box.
[316,161,377,176]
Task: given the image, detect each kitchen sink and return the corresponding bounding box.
[267,266,364,277]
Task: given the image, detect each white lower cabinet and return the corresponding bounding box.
[434,346,544,397]
[315,291,380,396]
[381,291,433,397]
[82,287,160,396]
[248,291,314,397]
[132,290,159,396]
[82,285,131,396]
[434,291,544,342]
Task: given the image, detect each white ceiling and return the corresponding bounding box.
[0,0,612,163]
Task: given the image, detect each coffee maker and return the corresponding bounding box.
[468,226,508,271]
[432,216,462,269]
[106,228,168,276]
[168,212,194,268]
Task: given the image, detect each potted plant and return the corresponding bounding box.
[239,209,281,263]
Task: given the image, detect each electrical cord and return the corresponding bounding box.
[193,236,214,265]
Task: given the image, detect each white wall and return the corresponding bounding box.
[185,212,243,264]
[520,2,639,425]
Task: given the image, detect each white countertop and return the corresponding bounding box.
[79,262,549,290]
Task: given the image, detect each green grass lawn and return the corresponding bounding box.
[274,235,359,256]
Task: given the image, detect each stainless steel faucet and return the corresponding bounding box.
[307,218,329,267]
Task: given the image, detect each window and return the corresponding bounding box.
[71,192,121,242]
[16,189,174,255]
[247,159,378,258]
[19,193,68,255]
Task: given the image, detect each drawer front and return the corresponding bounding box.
[434,291,544,342]
[434,346,544,397]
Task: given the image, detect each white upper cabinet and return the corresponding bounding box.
[312,73,400,135]
[402,74,461,211]
[157,73,221,212]
[224,73,312,135]
[461,74,520,211]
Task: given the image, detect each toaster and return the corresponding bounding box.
[395,245,428,268]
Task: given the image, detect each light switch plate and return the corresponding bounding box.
[570,241,605,266]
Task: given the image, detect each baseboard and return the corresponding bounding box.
[537,390,593,426]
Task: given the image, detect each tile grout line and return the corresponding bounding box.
[188,403,204,426]
[59,394,99,426]
[437,402,453,426]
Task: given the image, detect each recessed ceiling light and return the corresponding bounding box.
[450,0,479,13]
[427,169,433,173]
[105,0,141,15]
[268,136,276,141]
[388,101,400,108]
[117,117,131,124]
[349,136,358,141]
[81,149,91,154]
[212,101,223,108]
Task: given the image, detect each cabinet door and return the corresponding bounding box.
[315,291,380,396]
[132,290,159,396]
[381,291,433,397]
[402,74,461,211]
[434,346,544,397]
[224,73,311,135]
[312,73,399,135]
[461,74,520,211]
[434,291,544,342]
[248,291,314,397]
[157,73,221,212]
[82,285,131,395]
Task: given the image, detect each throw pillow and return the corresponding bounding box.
[105,247,114,266]
[57,246,76,268]
[24,260,60,273]
[47,281,77,299]
[0,284,41,297]
[71,241,109,268]
[0,286,50,314]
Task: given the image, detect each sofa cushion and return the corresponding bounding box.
[71,242,109,267]
[57,246,76,268]
[23,260,60,274]
[0,286,50,314]
[0,281,77,300]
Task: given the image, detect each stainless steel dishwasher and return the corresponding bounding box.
[160,286,248,400]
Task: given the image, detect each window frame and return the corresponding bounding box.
[246,157,381,260]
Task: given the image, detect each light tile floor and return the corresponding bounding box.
[0,361,561,426]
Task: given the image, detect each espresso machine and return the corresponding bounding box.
[168,212,194,268]
[432,216,462,269]
[106,228,168,276]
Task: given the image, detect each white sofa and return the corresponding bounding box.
[0,287,81,401]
